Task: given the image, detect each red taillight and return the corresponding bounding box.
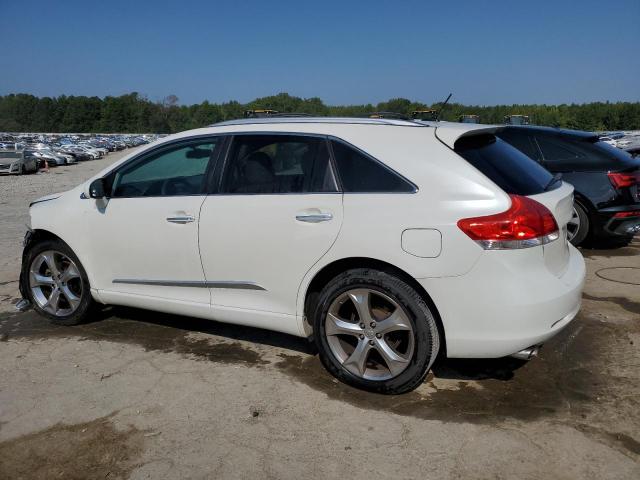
[608,171,640,189]
[457,195,560,250]
[613,211,639,218]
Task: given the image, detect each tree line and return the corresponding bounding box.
[1,92,639,133]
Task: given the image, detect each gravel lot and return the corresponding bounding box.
[0,156,639,479]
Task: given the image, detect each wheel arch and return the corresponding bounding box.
[301,256,447,357]
[20,229,89,299]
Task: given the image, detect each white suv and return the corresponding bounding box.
[19,117,585,393]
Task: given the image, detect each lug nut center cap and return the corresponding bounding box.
[364,328,376,339]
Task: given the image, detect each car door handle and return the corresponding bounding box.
[166,215,195,224]
[295,212,333,223]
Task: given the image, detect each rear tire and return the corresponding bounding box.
[568,202,590,246]
[312,268,440,394]
[23,238,96,326]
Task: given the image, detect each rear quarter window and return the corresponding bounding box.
[454,134,554,196]
[330,140,415,193]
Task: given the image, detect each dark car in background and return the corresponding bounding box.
[497,126,640,247]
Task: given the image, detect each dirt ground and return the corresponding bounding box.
[0,154,639,479]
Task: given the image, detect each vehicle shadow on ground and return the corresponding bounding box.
[1,305,526,382]
[96,306,529,382]
[579,236,639,258]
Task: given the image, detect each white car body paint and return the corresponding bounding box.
[28,118,585,355]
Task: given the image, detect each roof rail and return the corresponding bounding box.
[269,113,313,117]
[209,117,429,127]
[366,111,410,120]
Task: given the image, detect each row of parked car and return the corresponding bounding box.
[0,134,157,175]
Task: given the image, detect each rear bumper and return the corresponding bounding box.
[598,205,640,237]
[419,243,585,358]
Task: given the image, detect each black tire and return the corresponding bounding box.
[569,202,590,247]
[23,238,96,326]
[312,268,440,394]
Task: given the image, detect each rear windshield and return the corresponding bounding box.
[536,134,640,171]
[455,134,554,195]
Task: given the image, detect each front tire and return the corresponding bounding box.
[24,238,95,326]
[312,269,440,394]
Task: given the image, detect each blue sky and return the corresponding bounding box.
[1,0,638,105]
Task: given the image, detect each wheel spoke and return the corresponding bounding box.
[60,285,81,309]
[325,313,362,337]
[343,340,371,377]
[30,272,55,287]
[374,338,410,377]
[41,251,61,277]
[44,287,61,314]
[348,289,373,324]
[61,263,81,283]
[375,308,412,335]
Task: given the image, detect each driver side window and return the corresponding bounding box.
[110,139,219,197]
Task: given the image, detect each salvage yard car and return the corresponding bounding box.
[498,126,640,246]
[18,117,586,394]
[0,149,38,174]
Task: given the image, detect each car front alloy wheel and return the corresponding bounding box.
[24,239,95,325]
[30,250,83,316]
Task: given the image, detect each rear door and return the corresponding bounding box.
[198,133,343,316]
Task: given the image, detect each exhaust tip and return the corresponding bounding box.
[510,346,540,361]
[15,298,32,312]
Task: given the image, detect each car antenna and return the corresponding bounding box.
[435,93,453,122]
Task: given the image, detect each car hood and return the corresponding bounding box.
[30,192,62,207]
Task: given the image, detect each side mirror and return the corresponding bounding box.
[89,178,107,199]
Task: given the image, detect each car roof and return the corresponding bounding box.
[147,117,511,151]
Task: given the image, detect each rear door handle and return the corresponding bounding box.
[166,215,195,224]
[295,212,333,223]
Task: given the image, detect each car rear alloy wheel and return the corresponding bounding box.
[567,207,581,242]
[567,202,589,246]
[325,288,415,381]
[29,250,83,317]
[314,269,440,394]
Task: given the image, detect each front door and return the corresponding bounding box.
[85,137,222,305]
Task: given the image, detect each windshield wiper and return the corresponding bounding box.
[545,173,563,191]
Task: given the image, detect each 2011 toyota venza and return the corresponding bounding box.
[19,117,586,393]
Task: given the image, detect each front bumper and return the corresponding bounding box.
[419,244,586,358]
[0,162,18,174]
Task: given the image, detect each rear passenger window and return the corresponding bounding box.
[222,135,338,194]
[330,140,415,193]
[455,134,554,195]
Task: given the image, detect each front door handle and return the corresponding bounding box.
[166,215,195,224]
[295,212,333,223]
